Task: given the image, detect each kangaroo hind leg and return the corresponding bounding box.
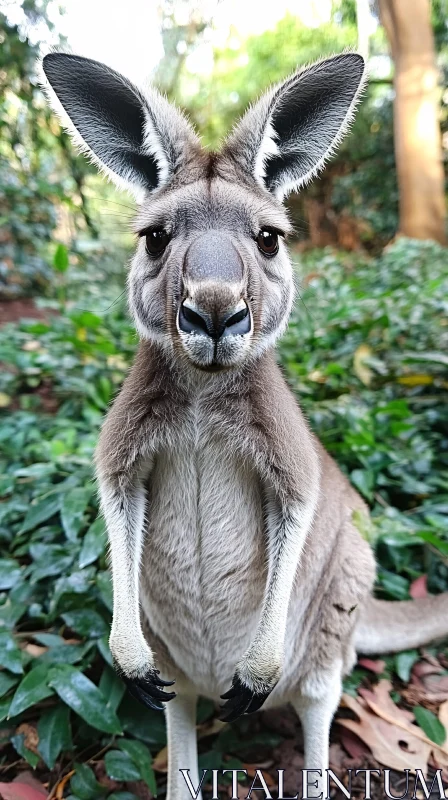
[165,692,203,800]
[292,661,343,800]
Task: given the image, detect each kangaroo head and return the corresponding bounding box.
[42,52,365,372]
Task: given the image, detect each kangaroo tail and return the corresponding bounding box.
[354,594,448,655]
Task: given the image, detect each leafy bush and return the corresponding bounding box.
[281,238,448,597]
[0,238,447,794]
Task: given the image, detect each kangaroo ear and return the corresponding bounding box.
[223,53,366,200]
[41,53,199,199]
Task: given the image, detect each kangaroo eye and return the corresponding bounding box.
[145,228,170,256]
[256,229,279,257]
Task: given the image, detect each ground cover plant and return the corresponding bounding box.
[0,238,447,798]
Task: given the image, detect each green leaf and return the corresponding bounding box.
[54,243,69,273]
[0,559,23,590]
[119,696,166,746]
[34,633,66,647]
[0,696,12,723]
[62,609,108,639]
[61,487,93,541]
[394,650,419,683]
[8,663,54,717]
[118,739,157,794]
[0,632,23,674]
[377,569,410,600]
[96,571,113,612]
[0,672,19,699]
[37,703,72,768]
[197,696,215,724]
[342,668,366,698]
[417,530,448,557]
[51,568,96,611]
[414,706,446,745]
[97,636,113,667]
[48,665,122,734]
[19,496,61,535]
[79,517,106,568]
[108,794,140,800]
[10,733,40,768]
[29,543,75,584]
[104,750,141,782]
[40,642,93,666]
[350,469,374,501]
[0,599,27,630]
[70,763,106,800]
[99,666,126,712]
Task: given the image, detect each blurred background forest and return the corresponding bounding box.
[0,1,448,798]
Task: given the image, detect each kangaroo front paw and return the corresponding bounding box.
[219,675,273,722]
[219,655,280,722]
[110,633,176,711]
[122,668,176,712]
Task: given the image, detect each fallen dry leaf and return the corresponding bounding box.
[15,725,39,756]
[197,718,226,740]
[54,770,74,800]
[22,644,47,659]
[421,675,448,699]
[152,745,168,773]
[413,659,443,680]
[420,651,442,669]
[410,575,428,599]
[125,782,153,800]
[353,344,373,386]
[338,727,370,761]
[338,688,431,773]
[329,741,356,771]
[11,777,45,792]
[0,783,47,800]
[339,678,448,777]
[402,663,448,710]
[358,658,386,674]
[359,680,414,723]
[401,683,442,712]
[360,680,448,756]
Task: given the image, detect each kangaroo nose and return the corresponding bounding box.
[178,299,251,339]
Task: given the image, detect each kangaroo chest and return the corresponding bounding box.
[139,416,266,692]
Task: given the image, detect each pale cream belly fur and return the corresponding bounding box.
[140,442,267,698]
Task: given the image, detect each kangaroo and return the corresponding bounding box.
[42,51,448,800]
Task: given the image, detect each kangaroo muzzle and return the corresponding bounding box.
[177,232,253,370]
[178,298,251,340]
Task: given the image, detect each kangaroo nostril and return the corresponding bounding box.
[178,299,251,340]
[223,302,251,337]
[178,302,211,336]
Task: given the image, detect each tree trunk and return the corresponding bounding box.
[379,0,446,245]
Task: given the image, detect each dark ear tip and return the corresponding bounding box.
[349,52,366,72]
[336,52,366,75]
[42,52,68,78]
[43,52,89,77]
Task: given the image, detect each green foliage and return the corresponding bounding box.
[0,1,99,300]
[413,706,447,745]
[281,238,448,598]
[0,237,447,791]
